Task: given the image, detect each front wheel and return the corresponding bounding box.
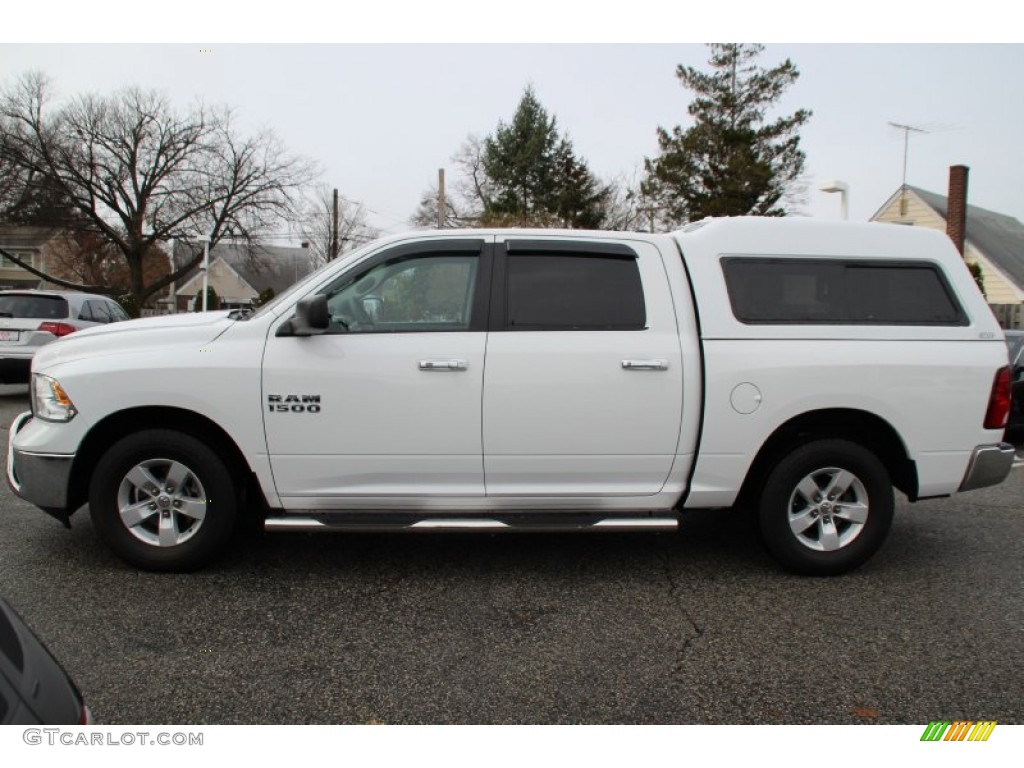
[89,430,238,572]
[758,439,894,576]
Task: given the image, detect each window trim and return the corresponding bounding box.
[721,256,969,327]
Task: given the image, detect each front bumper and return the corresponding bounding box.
[7,411,74,522]
[958,442,1016,492]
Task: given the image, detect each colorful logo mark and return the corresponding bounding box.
[920,721,997,742]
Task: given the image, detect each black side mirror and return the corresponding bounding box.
[276,295,330,337]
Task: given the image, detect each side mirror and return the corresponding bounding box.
[276,295,330,337]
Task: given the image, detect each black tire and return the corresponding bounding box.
[758,439,894,576]
[89,430,238,572]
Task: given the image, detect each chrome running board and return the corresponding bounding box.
[264,513,679,534]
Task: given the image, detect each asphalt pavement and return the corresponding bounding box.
[0,388,1021,725]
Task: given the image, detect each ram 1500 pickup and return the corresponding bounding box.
[7,217,1015,574]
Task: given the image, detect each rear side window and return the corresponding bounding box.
[722,258,967,326]
[505,254,646,331]
[83,300,112,323]
[107,302,130,322]
[0,295,69,320]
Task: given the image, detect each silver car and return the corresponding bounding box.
[0,290,130,384]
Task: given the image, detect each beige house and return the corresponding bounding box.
[174,242,314,311]
[0,226,59,290]
[871,185,1024,306]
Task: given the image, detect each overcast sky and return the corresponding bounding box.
[3,9,1022,239]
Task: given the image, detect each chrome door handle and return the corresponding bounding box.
[419,359,468,371]
[621,359,669,371]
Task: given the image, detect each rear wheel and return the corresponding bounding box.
[89,430,237,572]
[758,439,894,576]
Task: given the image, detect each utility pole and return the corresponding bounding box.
[889,122,928,217]
[331,187,340,261]
[437,168,446,229]
[192,233,211,312]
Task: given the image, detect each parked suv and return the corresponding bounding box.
[0,290,129,384]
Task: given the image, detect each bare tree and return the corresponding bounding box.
[296,184,379,269]
[410,135,491,228]
[0,71,318,313]
[600,169,660,232]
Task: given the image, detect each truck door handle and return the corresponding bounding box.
[419,359,468,371]
[621,359,669,371]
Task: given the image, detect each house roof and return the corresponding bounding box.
[174,241,314,296]
[904,185,1024,291]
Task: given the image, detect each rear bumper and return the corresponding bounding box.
[7,411,74,517]
[958,442,1016,492]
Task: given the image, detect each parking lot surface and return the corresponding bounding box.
[1,389,1021,724]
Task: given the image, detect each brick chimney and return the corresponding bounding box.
[947,165,969,257]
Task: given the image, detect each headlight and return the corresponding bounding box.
[32,374,78,422]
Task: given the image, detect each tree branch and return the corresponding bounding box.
[0,245,108,293]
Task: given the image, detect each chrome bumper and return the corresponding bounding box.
[6,411,74,512]
[958,442,1016,492]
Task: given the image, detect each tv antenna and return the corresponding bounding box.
[888,121,929,216]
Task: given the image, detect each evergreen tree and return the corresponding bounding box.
[643,44,811,226]
[483,86,609,227]
[253,286,276,308]
[193,286,220,312]
[412,86,609,229]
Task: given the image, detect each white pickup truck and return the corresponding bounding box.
[7,217,1015,574]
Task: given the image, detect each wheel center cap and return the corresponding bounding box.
[158,495,171,508]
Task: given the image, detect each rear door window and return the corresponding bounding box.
[498,243,647,331]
